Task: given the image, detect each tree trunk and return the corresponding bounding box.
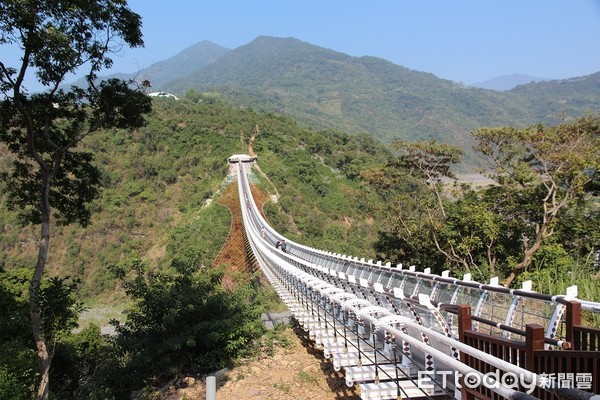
[503,226,546,287]
[30,173,52,400]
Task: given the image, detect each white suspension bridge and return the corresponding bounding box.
[229,157,600,400]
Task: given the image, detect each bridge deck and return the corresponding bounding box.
[232,161,600,399]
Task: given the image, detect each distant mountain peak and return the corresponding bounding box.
[470,73,548,91]
[252,35,301,43]
[66,40,230,91]
[141,41,230,88]
[240,35,332,54]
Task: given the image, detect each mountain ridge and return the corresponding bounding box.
[71,36,599,166]
[470,73,548,91]
[68,40,230,90]
[160,36,534,164]
[138,40,230,89]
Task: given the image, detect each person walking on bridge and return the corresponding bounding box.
[281,240,287,253]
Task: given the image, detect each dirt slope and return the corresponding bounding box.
[213,182,270,288]
[161,327,361,400]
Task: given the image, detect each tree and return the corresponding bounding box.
[369,123,599,286]
[365,140,472,272]
[0,1,151,398]
[390,141,476,270]
[0,268,83,400]
[101,252,264,397]
[392,140,464,218]
[473,115,599,286]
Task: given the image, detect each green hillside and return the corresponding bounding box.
[509,72,600,120]
[0,94,392,301]
[1,92,400,398]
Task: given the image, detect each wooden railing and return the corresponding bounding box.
[456,301,600,400]
[564,300,600,351]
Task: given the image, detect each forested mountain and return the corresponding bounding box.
[69,36,599,167]
[509,72,600,121]
[147,36,600,165]
[164,37,529,153]
[137,40,230,88]
[69,40,230,90]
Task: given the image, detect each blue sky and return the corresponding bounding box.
[3,0,600,90]
[114,0,600,84]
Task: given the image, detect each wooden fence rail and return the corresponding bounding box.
[456,301,600,400]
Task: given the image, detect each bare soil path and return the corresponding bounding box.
[162,327,361,400]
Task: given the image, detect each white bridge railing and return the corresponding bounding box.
[233,161,600,400]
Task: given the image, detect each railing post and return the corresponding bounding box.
[457,305,473,400]
[565,300,582,347]
[206,375,216,400]
[525,324,545,371]
[457,304,472,345]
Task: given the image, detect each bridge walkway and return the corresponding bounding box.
[231,160,600,400]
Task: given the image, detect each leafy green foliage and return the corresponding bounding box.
[392,140,464,182]
[250,122,391,253]
[49,325,115,400]
[0,269,36,400]
[167,205,232,267]
[0,0,143,88]
[39,277,84,344]
[0,79,152,226]
[520,260,600,327]
[0,268,84,399]
[473,115,600,285]
[370,116,600,289]
[1,3,151,396]
[97,254,265,397]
